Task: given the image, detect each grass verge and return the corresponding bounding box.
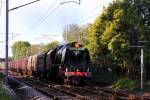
[0,72,15,100]
[112,77,138,92]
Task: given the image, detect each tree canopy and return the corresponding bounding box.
[85,0,150,78]
[63,24,81,43]
[44,41,59,52]
[30,44,45,55]
[62,24,89,45]
[12,41,31,59]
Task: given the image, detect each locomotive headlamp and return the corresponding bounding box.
[87,67,89,72]
[66,68,68,72]
[76,69,79,72]
[59,66,62,69]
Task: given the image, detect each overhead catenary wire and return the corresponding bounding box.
[9,0,40,11]
[60,0,81,5]
[34,5,61,28]
[0,33,5,34]
[73,1,112,25]
[32,0,65,30]
[35,33,63,41]
[78,11,101,25]
[0,0,2,16]
[0,33,22,44]
[0,40,5,44]
[35,36,57,41]
[32,0,58,26]
[75,5,101,25]
[32,0,82,30]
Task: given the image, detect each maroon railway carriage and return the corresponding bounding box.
[27,56,32,76]
[9,61,13,71]
[27,55,38,76]
[20,58,28,75]
[10,58,27,75]
[31,55,38,76]
[14,60,19,73]
[9,59,18,74]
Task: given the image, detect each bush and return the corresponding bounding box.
[92,72,119,84]
[112,78,138,92]
[91,66,121,84]
[0,73,15,100]
[0,73,4,80]
[0,81,16,100]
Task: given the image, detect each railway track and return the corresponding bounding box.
[16,77,113,99]
[60,85,128,99]
[16,77,97,100]
[84,85,150,100]
[16,77,79,100]
[16,76,149,100]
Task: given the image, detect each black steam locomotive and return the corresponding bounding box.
[46,42,91,84]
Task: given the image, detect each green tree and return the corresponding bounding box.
[44,41,59,52]
[12,41,31,59]
[86,0,150,79]
[30,44,45,55]
[63,24,89,45]
[63,24,81,43]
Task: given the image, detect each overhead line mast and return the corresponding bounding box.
[5,0,9,85]
[5,0,40,85]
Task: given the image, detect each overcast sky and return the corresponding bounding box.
[0,0,113,58]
